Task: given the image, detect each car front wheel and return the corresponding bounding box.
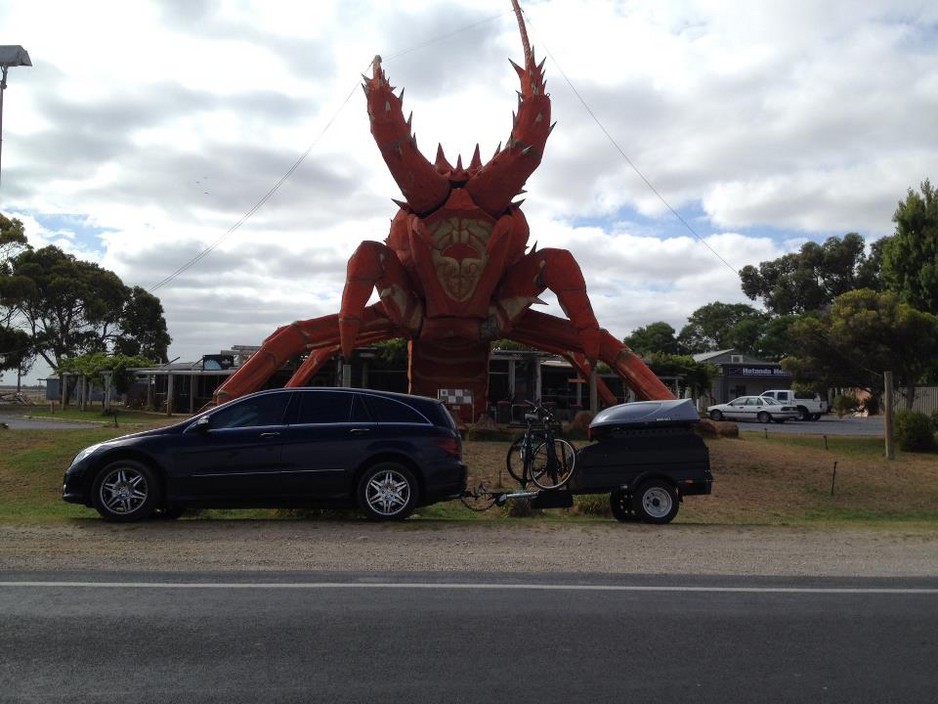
[757,411,770,423]
[91,459,159,522]
[633,480,679,524]
[709,410,724,421]
[358,462,418,521]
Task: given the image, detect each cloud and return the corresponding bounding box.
[3,0,934,385]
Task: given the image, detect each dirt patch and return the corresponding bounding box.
[2,521,936,577]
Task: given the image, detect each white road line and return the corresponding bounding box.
[1,582,936,594]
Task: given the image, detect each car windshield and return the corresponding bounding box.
[761,397,781,405]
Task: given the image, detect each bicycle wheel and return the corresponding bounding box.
[530,439,576,490]
[460,480,497,512]
[505,436,527,484]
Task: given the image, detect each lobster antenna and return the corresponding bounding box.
[511,0,532,64]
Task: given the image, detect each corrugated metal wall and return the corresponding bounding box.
[893,386,938,415]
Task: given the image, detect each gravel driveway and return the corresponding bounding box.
[2,521,935,577]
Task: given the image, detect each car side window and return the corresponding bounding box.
[210,393,291,429]
[365,395,428,424]
[294,391,370,424]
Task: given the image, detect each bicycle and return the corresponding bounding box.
[505,400,576,490]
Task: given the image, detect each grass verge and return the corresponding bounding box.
[1,414,936,527]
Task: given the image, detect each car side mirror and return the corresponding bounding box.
[191,416,212,433]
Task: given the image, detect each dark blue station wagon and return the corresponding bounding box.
[63,388,467,522]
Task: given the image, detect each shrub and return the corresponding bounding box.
[833,394,859,417]
[571,493,611,518]
[893,410,937,452]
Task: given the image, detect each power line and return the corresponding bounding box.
[147,13,508,294]
[521,8,741,277]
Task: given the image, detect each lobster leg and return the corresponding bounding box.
[339,240,424,359]
[509,309,675,402]
[493,247,604,360]
[213,306,402,405]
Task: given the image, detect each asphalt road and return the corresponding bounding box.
[2,571,936,703]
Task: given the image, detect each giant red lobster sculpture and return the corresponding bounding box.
[213,0,673,417]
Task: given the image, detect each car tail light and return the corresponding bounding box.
[434,436,462,458]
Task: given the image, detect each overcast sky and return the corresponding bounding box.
[2,0,936,384]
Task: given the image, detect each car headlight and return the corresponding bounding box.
[71,443,104,466]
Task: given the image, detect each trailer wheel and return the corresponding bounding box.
[633,480,679,524]
[609,489,637,522]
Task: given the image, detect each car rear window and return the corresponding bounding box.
[365,395,429,424]
[794,392,817,400]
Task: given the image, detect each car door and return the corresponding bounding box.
[278,390,377,499]
[172,391,293,501]
[723,397,749,420]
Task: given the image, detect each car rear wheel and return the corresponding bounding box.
[797,407,811,421]
[358,462,418,521]
[709,410,724,421]
[91,459,159,522]
[633,480,679,524]
[757,411,770,423]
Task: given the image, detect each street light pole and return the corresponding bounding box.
[0,45,32,190]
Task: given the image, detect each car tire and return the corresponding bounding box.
[773,418,786,424]
[610,489,638,522]
[797,406,811,421]
[811,413,821,421]
[757,411,770,423]
[91,459,160,522]
[632,480,679,524]
[709,410,724,421]
[358,462,418,521]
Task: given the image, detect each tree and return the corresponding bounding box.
[624,322,679,355]
[881,179,938,315]
[645,353,717,398]
[0,213,28,264]
[740,233,882,316]
[677,302,767,353]
[114,286,171,362]
[0,214,32,381]
[784,289,938,405]
[0,245,172,369]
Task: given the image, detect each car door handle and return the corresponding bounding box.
[259,431,281,438]
[349,428,370,435]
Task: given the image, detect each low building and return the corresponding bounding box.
[693,349,791,404]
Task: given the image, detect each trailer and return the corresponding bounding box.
[467,398,712,524]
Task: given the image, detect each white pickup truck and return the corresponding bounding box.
[759,390,828,421]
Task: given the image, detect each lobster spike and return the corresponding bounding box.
[435,144,454,172]
[392,198,407,208]
[455,154,464,171]
[470,144,483,170]
[509,58,524,78]
[406,111,413,130]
